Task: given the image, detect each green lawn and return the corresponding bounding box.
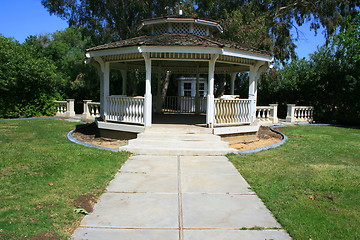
[0,119,129,239]
[228,125,360,240]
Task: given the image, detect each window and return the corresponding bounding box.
[184,82,192,97]
[199,83,205,97]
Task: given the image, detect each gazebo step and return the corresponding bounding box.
[119,145,236,156]
[136,132,221,141]
[126,139,229,148]
[144,126,212,134]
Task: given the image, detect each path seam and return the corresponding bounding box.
[177,156,184,240]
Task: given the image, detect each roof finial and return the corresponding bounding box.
[179,1,183,15]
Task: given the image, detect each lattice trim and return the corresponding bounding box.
[171,23,190,34]
[194,24,208,36]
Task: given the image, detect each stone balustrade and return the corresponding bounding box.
[286,104,314,122]
[214,99,251,126]
[256,104,278,124]
[81,100,100,121]
[54,99,75,117]
[106,96,145,125]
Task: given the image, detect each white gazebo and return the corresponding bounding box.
[85,15,273,135]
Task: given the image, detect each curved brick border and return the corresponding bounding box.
[66,129,119,152]
[237,126,288,155]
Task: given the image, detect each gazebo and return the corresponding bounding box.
[85,15,273,135]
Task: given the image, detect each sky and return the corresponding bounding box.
[0,0,326,60]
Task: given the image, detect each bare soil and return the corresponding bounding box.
[72,124,283,151]
[73,123,127,149]
[228,126,283,151]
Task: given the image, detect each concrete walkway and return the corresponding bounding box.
[72,153,291,239]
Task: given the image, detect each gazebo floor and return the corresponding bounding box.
[152,113,206,127]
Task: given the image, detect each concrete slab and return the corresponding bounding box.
[72,228,179,240]
[181,174,254,194]
[180,156,229,162]
[183,229,291,240]
[80,193,178,228]
[180,159,239,175]
[106,173,178,193]
[182,194,281,229]
[128,155,178,161]
[120,158,178,174]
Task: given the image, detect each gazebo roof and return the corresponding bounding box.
[86,33,270,56]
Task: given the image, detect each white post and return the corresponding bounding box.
[94,56,107,120]
[65,99,76,117]
[121,70,127,96]
[143,53,152,127]
[156,67,162,113]
[195,71,200,114]
[103,62,110,121]
[249,61,266,123]
[269,104,278,123]
[81,100,92,121]
[230,72,237,95]
[286,104,296,122]
[206,54,219,126]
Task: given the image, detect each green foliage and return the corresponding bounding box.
[0,119,129,239]
[228,125,360,239]
[258,13,360,125]
[0,36,63,118]
[41,0,358,62]
[25,28,100,105]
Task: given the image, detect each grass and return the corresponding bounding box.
[228,125,360,240]
[0,119,129,239]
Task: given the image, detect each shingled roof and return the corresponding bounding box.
[86,33,271,56]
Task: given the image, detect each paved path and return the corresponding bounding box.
[72,154,291,239]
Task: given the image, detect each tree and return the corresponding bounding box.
[25,27,100,109]
[0,36,62,118]
[257,13,360,124]
[41,0,359,63]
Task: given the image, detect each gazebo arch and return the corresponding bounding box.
[85,15,272,135]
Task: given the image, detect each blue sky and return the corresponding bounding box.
[0,0,325,59]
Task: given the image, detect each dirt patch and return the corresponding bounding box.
[73,194,98,213]
[226,126,283,151]
[72,123,128,149]
[14,232,60,240]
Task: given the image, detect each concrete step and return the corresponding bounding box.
[126,139,229,148]
[144,126,212,134]
[119,145,236,156]
[136,132,221,141]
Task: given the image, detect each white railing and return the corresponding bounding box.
[106,96,145,125]
[81,100,100,121]
[214,99,251,126]
[286,104,314,122]
[54,99,75,117]
[158,96,207,113]
[256,104,278,124]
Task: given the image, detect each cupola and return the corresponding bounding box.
[138,16,223,37]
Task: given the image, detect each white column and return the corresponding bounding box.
[249,61,266,123]
[286,104,296,122]
[143,53,152,127]
[93,57,106,119]
[195,71,200,114]
[81,100,92,121]
[120,70,127,96]
[65,99,75,117]
[269,104,279,123]
[156,66,162,113]
[230,72,237,95]
[103,62,110,121]
[206,54,219,126]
